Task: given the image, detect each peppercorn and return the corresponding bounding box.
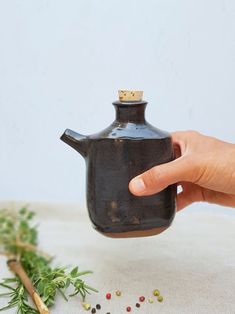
[139,296,145,302]
[136,303,140,308]
[91,308,96,314]
[153,289,160,296]
[157,295,163,302]
[106,293,111,300]
[115,290,122,296]
[96,304,101,310]
[126,306,132,312]
[148,297,154,303]
[82,303,91,311]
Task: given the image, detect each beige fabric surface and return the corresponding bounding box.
[0,201,234,314]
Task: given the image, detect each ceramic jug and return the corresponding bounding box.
[61,91,176,238]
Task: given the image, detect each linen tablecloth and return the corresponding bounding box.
[0,201,234,314]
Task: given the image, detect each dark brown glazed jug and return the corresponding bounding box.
[61,91,176,238]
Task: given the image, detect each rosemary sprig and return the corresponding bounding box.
[0,207,98,313]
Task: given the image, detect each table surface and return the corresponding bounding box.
[0,201,235,314]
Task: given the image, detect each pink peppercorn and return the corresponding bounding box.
[106,293,111,300]
[139,296,145,302]
[126,306,132,312]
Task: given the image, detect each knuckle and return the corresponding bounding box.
[185,130,201,137]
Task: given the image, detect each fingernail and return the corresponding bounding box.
[130,177,145,193]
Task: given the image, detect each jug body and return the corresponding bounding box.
[86,99,176,237]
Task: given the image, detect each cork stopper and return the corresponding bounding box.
[118,90,143,102]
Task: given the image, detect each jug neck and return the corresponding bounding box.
[112,100,147,123]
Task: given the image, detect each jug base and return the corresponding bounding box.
[97,226,168,238]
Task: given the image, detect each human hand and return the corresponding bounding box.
[129,131,235,210]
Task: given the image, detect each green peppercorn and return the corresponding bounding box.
[153,289,160,296]
[157,295,163,302]
[82,303,91,310]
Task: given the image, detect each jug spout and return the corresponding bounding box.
[60,129,88,157]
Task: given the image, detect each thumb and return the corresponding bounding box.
[129,156,193,196]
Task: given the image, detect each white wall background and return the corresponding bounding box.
[0,0,234,204]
